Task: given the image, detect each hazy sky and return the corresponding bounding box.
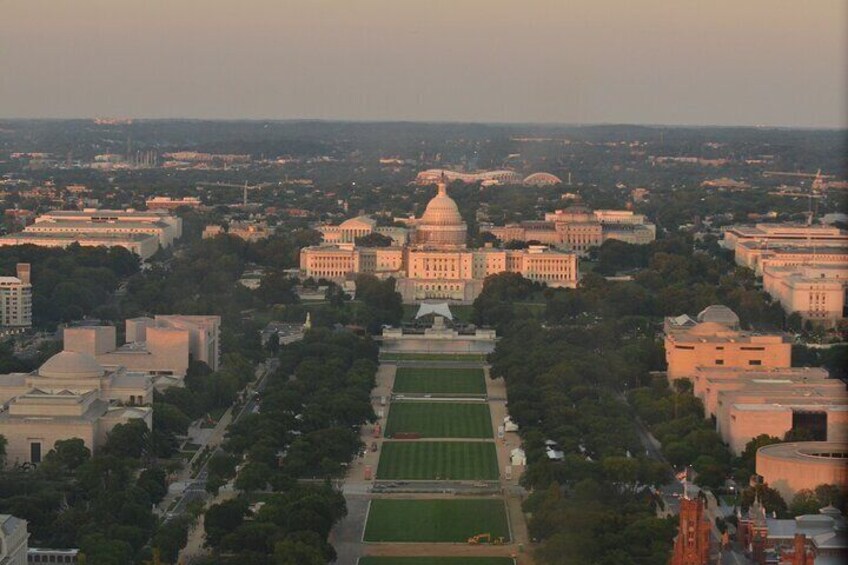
[2,0,846,127]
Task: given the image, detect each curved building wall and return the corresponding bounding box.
[414,223,467,247]
[756,441,848,500]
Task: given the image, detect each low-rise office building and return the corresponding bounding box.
[715,385,847,455]
[722,222,848,328]
[664,306,792,384]
[723,223,848,252]
[664,307,847,455]
[691,366,832,418]
[30,209,181,247]
[0,233,160,260]
[762,264,847,328]
[0,208,181,260]
[145,196,203,210]
[734,242,848,276]
[63,315,220,383]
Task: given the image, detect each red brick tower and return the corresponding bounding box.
[670,496,712,565]
[781,534,815,565]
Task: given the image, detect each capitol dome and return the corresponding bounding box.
[421,183,463,226]
[38,351,105,379]
[415,181,467,247]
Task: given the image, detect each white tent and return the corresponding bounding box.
[415,302,453,321]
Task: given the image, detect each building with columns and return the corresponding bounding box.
[301,180,578,303]
[317,216,409,246]
[762,264,847,328]
[0,351,152,467]
[482,205,656,255]
[721,222,848,328]
[0,208,182,260]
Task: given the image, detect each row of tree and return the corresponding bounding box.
[0,244,140,324]
[480,228,846,562]
[0,426,188,564]
[200,328,379,562]
[482,276,676,563]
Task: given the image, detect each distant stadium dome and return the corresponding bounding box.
[415,169,523,185]
[523,172,562,186]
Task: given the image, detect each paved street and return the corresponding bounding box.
[156,358,277,562]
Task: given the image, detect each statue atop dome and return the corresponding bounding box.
[437,171,448,195]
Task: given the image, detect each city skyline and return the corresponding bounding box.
[2,0,846,128]
[0,3,846,562]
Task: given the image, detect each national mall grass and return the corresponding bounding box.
[363,499,510,543]
[376,441,499,480]
[359,559,514,565]
[381,352,486,362]
[393,367,486,395]
[385,402,492,438]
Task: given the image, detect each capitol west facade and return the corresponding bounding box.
[300,181,579,303]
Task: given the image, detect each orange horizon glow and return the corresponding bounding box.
[1,0,846,127]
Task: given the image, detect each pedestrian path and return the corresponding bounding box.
[330,351,534,565]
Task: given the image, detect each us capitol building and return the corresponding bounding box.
[300,180,578,303]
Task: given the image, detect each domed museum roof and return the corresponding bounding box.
[697,305,740,328]
[38,351,105,379]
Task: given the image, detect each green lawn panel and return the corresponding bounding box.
[364,499,510,543]
[393,367,486,395]
[376,441,499,480]
[385,402,492,439]
[360,558,514,565]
